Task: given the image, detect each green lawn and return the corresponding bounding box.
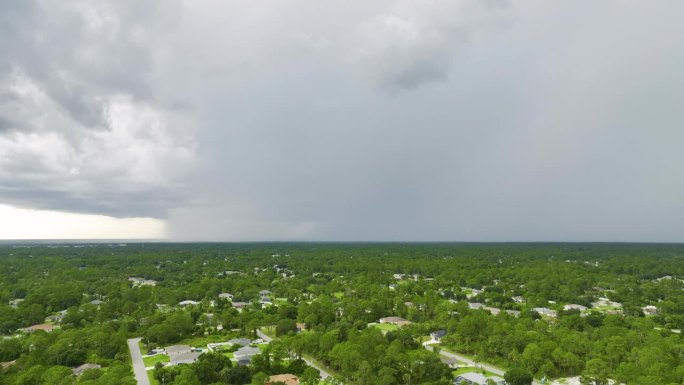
[370,323,400,332]
[333,292,344,299]
[143,354,169,367]
[452,366,498,378]
[148,370,159,385]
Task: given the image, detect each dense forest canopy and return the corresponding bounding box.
[0,242,682,385]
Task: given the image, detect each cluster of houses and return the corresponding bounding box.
[147,337,264,368]
[466,302,521,318]
[454,372,506,385]
[128,277,157,287]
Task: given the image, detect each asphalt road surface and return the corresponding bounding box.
[127,338,150,385]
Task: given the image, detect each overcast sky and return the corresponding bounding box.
[1,0,683,241]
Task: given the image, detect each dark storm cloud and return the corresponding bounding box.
[2,0,684,241]
[0,0,193,217]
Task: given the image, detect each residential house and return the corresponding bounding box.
[430,330,447,342]
[228,338,252,347]
[378,316,411,326]
[128,277,157,287]
[218,293,234,300]
[72,363,101,376]
[21,324,54,333]
[454,372,506,385]
[267,374,300,385]
[46,314,65,323]
[166,345,192,356]
[169,352,201,366]
[179,300,199,306]
[563,304,588,312]
[232,302,250,312]
[642,305,658,316]
[234,346,261,365]
[533,307,558,318]
[484,306,501,316]
[9,299,24,308]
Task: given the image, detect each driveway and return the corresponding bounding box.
[302,356,333,380]
[127,338,150,385]
[256,329,273,343]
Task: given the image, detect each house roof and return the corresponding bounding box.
[455,372,506,385]
[169,351,201,365]
[23,324,54,332]
[379,316,411,325]
[267,374,300,385]
[72,363,101,375]
[457,372,488,384]
[166,345,192,355]
[234,346,260,358]
[229,338,251,346]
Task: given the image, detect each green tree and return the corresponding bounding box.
[504,368,533,385]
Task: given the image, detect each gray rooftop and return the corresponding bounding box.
[229,338,251,346]
[169,351,201,365]
[166,345,192,355]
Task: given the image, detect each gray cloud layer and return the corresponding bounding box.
[1,1,684,241]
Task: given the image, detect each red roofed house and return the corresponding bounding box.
[21,324,54,333]
[267,374,300,385]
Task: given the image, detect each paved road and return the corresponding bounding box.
[425,345,542,385]
[256,329,273,343]
[128,338,150,385]
[302,356,333,380]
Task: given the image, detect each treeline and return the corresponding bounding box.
[0,242,683,385]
